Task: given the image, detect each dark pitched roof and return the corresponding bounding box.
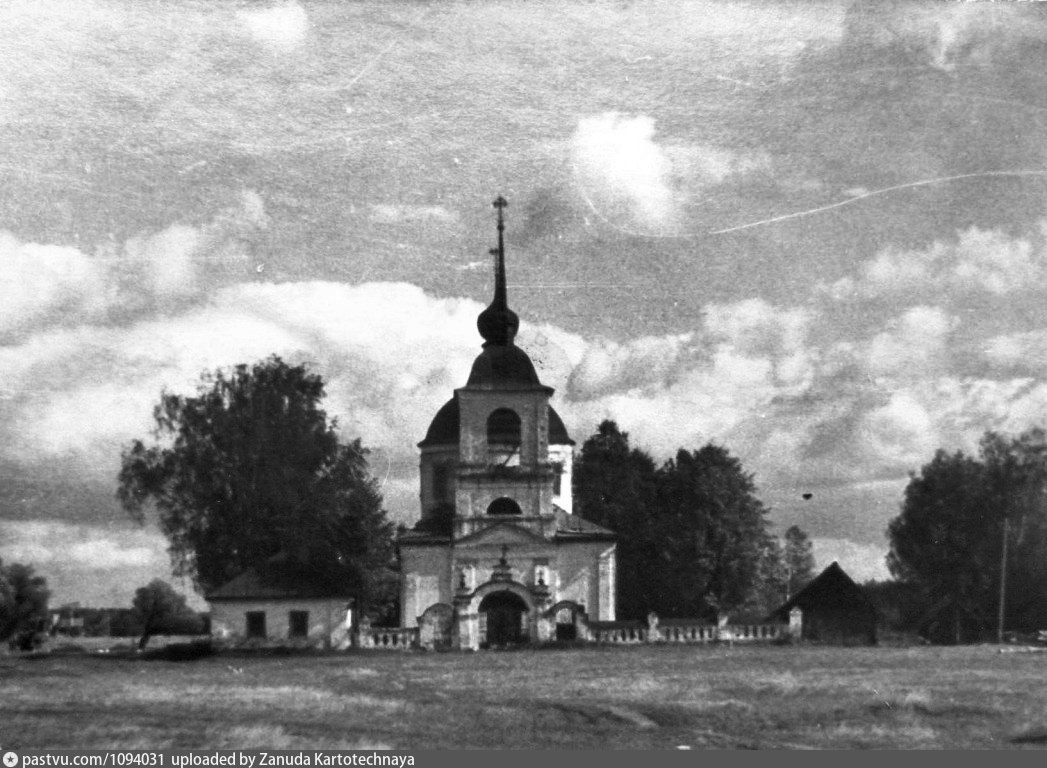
[768,561,875,621]
[206,560,354,601]
[419,395,574,447]
[553,505,616,540]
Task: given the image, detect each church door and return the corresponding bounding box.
[479,591,529,647]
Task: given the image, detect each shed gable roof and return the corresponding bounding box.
[769,561,875,620]
[206,559,354,601]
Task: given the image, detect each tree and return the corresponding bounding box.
[118,356,395,608]
[887,429,1047,643]
[657,445,770,618]
[574,422,776,620]
[741,532,788,618]
[980,429,1047,639]
[888,449,996,643]
[572,420,662,620]
[131,579,199,650]
[0,559,50,649]
[783,525,815,598]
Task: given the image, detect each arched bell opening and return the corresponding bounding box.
[486,408,521,466]
[486,497,522,516]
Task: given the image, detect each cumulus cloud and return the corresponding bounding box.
[2,274,1036,505]
[0,284,815,519]
[984,330,1047,374]
[0,191,267,342]
[705,298,815,388]
[571,113,679,233]
[865,306,954,379]
[568,113,779,236]
[0,234,111,338]
[672,145,773,188]
[0,283,484,487]
[565,333,696,400]
[239,2,309,49]
[0,523,159,573]
[823,223,1047,302]
[858,391,936,471]
[562,298,820,459]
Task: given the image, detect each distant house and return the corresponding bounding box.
[769,561,877,645]
[50,604,84,636]
[207,565,353,650]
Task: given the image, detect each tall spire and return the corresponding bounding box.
[491,195,508,309]
[476,195,519,347]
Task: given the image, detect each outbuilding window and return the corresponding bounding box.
[245,611,266,639]
[288,610,309,639]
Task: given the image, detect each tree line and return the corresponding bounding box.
[0,565,205,651]
[573,420,814,621]
[884,428,1047,643]
[12,355,1044,648]
[117,357,813,625]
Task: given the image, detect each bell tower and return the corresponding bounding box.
[400,195,617,643]
[452,196,559,538]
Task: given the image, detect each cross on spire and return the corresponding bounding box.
[493,195,508,224]
[475,195,519,347]
[490,196,508,306]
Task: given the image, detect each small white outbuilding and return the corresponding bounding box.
[207,567,353,650]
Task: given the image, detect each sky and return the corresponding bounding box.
[2,0,1047,609]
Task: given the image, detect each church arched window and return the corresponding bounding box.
[486,408,521,446]
[487,497,522,516]
[433,464,451,501]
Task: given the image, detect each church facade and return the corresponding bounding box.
[397,197,617,650]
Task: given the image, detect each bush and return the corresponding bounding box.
[140,640,214,661]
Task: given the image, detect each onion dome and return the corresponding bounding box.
[476,196,519,347]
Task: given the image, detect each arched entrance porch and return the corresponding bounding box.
[479,590,529,647]
[455,580,538,650]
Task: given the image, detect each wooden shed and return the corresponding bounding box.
[769,561,877,645]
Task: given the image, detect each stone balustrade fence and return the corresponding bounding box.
[356,626,419,650]
[352,608,799,650]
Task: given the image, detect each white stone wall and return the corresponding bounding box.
[399,545,453,628]
[208,598,351,648]
[599,547,616,621]
[555,541,617,621]
[418,445,457,521]
[549,443,573,515]
[453,538,616,619]
[454,473,549,520]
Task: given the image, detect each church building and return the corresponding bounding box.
[397,197,617,650]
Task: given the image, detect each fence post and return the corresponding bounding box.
[646,612,660,643]
[788,607,803,641]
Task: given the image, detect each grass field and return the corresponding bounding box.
[3,644,1047,749]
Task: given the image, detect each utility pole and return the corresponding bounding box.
[997,516,1009,644]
